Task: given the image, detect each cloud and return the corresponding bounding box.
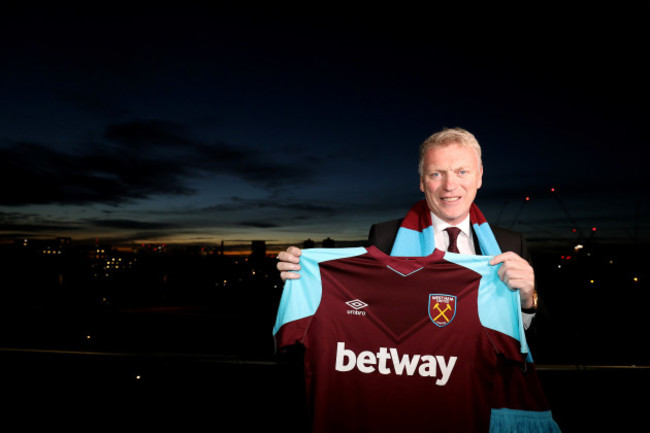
[86,219,180,231]
[0,119,314,207]
[0,211,83,235]
[0,139,191,206]
[0,222,81,234]
[205,196,336,214]
[238,221,279,229]
[104,120,195,149]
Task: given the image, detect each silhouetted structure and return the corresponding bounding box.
[251,240,266,258]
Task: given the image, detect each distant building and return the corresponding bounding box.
[138,243,168,254]
[57,237,72,247]
[251,240,267,260]
[89,244,111,260]
[16,237,71,256]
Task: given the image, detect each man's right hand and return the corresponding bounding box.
[276,246,302,281]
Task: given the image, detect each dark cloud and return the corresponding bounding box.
[86,219,180,231]
[207,197,336,214]
[0,140,191,206]
[0,211,83,235]
[0,119,314,207]
[104,120,195,149]
[238,221,279,229]
[0,222,81,234]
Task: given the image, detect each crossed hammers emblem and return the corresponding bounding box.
[432,302,451,322]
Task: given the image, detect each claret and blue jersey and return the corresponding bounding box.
[273,246,560,433]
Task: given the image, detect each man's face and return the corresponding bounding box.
[419,143,483,225]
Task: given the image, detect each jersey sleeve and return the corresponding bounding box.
[273,247,368,350]
[445,253,532,362]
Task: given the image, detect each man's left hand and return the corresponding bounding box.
[489,252,535,309]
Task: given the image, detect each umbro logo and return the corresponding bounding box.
[346,299,368,310]
[346,299,368,316]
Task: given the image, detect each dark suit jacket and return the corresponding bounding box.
[366,218,530,260]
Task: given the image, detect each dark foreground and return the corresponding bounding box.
[1,348,647,432]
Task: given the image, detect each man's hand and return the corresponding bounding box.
[489,251,535,309]
[276,246,302,281]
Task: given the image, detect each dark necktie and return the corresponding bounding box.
[445,227,461,253]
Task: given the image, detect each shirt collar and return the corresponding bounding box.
[430,212,472,238]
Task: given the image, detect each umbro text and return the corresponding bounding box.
[334,342,457,386]
[347,310,366,316]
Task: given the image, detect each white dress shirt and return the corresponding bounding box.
[431,212,476,255]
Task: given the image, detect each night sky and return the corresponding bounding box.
[1,5,648,252]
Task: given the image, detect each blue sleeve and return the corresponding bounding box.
[272,247,367,337]
[444,253,531,361]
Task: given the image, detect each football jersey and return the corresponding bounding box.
[273,246,560,433]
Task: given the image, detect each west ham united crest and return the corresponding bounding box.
[428,294,457,327]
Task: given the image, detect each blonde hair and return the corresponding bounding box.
[418,127,482,176]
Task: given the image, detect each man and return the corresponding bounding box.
[272,128,561,432]
[277,127,537,324]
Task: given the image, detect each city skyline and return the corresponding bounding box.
[1,6,648,251]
